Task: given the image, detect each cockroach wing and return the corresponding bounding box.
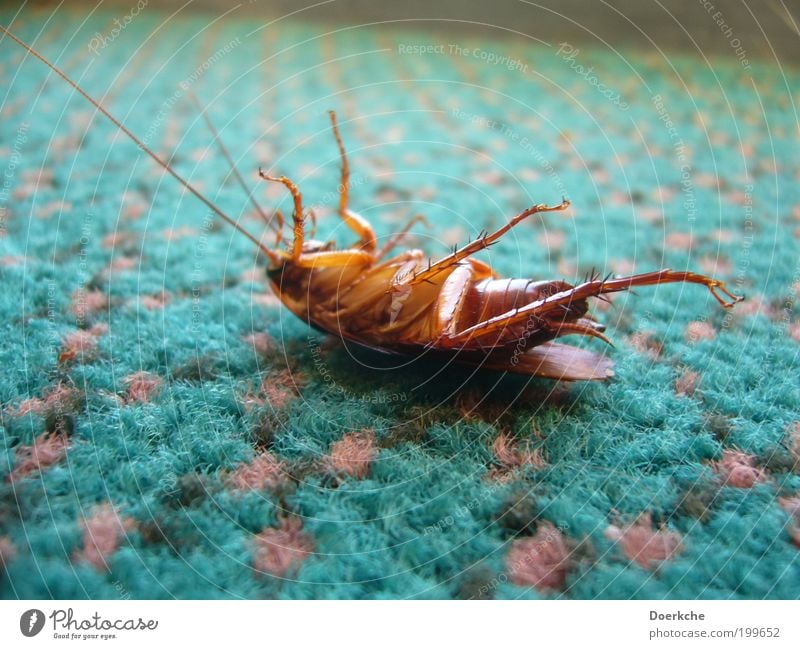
[480,342,614,381]
[335,330,614,381]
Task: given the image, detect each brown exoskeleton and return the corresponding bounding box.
[3,27,743,381]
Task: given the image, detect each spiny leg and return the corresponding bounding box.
[258,168,373,270]
[446,268,743,345]
[328,110,377,252]
[375,214,430,261]
[593,270,743,307]
[408,199,570,286]
[258,170,305,259]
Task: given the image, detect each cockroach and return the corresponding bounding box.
[2,28,743,381]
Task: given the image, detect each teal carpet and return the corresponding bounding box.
[1,6,799,599]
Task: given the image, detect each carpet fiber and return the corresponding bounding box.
[1,5,799,599]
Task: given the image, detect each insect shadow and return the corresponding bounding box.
[319,336,588,414]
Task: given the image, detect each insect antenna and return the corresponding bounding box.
[0,25,280,265]
[186,90,282,240]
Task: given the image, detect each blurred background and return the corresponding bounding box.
[57,0,800,63]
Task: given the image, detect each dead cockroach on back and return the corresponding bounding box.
[2,27,744,381]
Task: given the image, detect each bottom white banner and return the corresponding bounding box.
[1,600,796,647]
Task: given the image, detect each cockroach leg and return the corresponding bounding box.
[258,171,305,259]
[409,199,570,285]
[258,168,373,270]
[447,268,743,344]
[545,319,615,346]
[591,270,744,309]
[328,110,377,252]
[375,214,430,261]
